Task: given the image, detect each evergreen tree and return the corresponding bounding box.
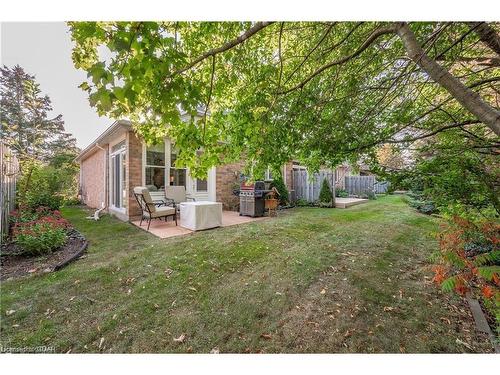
[1,65,78,206]
[319,178,334,208]
[0,65,78,163]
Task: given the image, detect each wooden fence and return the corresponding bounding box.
[374,180,390,194]
[293,170,390,202]
[345,175,390,195]
[344,175,376,196]
[293,168,336,202]
[1,142,19,242]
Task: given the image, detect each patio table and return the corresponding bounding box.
[179,201,222,231]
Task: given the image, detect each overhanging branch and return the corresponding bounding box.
[167,22,274,80]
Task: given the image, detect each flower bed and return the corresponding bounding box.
[1,207,87,280]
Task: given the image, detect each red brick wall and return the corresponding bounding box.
[127,131,143,219]
[80,148,106,209]
[216,160,245,211]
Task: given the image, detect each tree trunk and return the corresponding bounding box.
[468,22,500,56]
[395,22,500,137]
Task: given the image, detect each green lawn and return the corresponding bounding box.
[0,196,492,353]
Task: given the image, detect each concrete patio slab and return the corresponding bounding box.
[131,210,266,239]
[335,197,369,208]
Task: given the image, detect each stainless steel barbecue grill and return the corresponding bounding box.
[239,181,268,217]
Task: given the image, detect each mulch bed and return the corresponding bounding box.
[0,229,88,281]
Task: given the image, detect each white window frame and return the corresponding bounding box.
[110,141,127,213]
[143,141,168,189]
[169,143,187,188]
[195,176,208,192]
[265,167,274,181]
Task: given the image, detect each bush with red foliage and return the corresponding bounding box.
[433,216,499,332]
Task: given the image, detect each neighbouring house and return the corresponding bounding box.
[76,119,355,221]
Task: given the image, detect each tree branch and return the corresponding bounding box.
[283,22,335,85]
[383,120,481,144]
[395,22,500,136]
[468,22,500,56]
[167,22,274,79]
[278,24,398,95]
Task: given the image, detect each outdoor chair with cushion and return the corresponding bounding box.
[145,185,173,207]
[165,186,195,214]
[165,186,195,204]
[133,186,177,230]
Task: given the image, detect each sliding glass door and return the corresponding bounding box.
[111,144,126,210]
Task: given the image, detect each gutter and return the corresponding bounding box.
[75,120,132,162]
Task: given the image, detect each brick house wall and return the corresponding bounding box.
[216,160,245,211]
[127,131,143,219]
[80,148,106,209]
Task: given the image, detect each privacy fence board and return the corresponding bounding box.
[345,175,390,195]
[344,175,376,196]
[1,142,19,242]
[374,180,390,194]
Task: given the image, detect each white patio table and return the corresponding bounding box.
[179,201,222,231]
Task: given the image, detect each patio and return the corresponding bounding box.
[334,197,369,208]
[131,210,266,238]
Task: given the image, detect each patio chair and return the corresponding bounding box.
[165,185,196,205]
[133,186,177,230]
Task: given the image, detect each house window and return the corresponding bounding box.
[265,167,274,181]
[196,178,208,192]
[145,143,166,190]
[169,146,186,187]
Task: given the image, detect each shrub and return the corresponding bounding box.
[18,161,77,212]
[408,198,438,215]
[361,190,377,200]
[318,178,334,207]
[296,198,312,207]
[406,191,438,215]
[433,216,500,332]
[27,191,64,211]
[335,188,349,198]
[12,209,70,256]
[14,223,67,256]
[270,173,289,205]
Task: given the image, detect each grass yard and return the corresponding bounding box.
[0,195,493,353]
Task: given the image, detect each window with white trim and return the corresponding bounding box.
[196,177,208,192]
[145,143,166,190]
[111,142,126,209]
[265,167,274,181]
[169,146,186,187]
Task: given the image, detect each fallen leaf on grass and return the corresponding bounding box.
[320,289,326,295]
[188,286,197,292]
[210,347,220,354]
[173,334,186,343]
[260,333,272,340]
[455,338,473,351]
[5,309,16,316]
[164,268,173,278]
[98,337,104,349]
[383,306,394,312]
